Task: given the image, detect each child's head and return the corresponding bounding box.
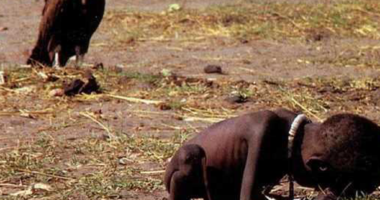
[302,114,380,195]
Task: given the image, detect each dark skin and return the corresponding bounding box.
[164,144,211,200]
[295,114,380,200]
[165,109,297,200]
[165,109,380,200]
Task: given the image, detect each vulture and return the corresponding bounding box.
[27,0,105,67]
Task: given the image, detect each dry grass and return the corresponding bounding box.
[0,132,181,199]
[103,0,380,47]
[1,65,380,198]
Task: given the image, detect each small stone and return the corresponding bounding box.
[204,65,223,74]
[92,62,104,70]
[63,79,85,96]
[33,183,53,192]
[240,39,249,44]
[225,95,249,104]
[109,64,123,73]
[63,71,100,96]
[80,70,100,94]
[158,103,172,110]
[118,157,129,165]
[49,88,64,97]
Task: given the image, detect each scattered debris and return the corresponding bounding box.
[183,116,224,123]
[157,102,172,110]
[110,64,124,73]
[118,157,131,165]
[10,183,52,197]
[167,3,181,12]
[80,111,116,139]
[33,183,53,192]
[306,29,331,42]
[161,68,173,77]
[14,86,37,95]
[0,71,5,85]
[37,71,59,82]
[92,62,104,70]
[80,70,100,94]
[225,95,249,104]
[37,71,48,80]
[63,79,85,96]
[140,170,165,175]
[204,65,223,74]
[63,70,100,96]
[108,94,163,105]
[10,187,32,197]
[169,74,214,87]
[19,109,35,119]
[49,88,65,97]
[19,64,33,68]
[240,39,249,44]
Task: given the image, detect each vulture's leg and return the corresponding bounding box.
[53,53,60,68]
[52,45,61,68]
[75,46,84,68]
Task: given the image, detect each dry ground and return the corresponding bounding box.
[1,0,380,199]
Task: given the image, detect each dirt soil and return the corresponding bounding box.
[2,0,380,82]
[1,0,380,199]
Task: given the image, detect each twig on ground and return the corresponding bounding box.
[107,94,163,105]
[79,112,117,139]
[15,168,74,181]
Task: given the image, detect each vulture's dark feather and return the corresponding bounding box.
[27,0,105,67]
